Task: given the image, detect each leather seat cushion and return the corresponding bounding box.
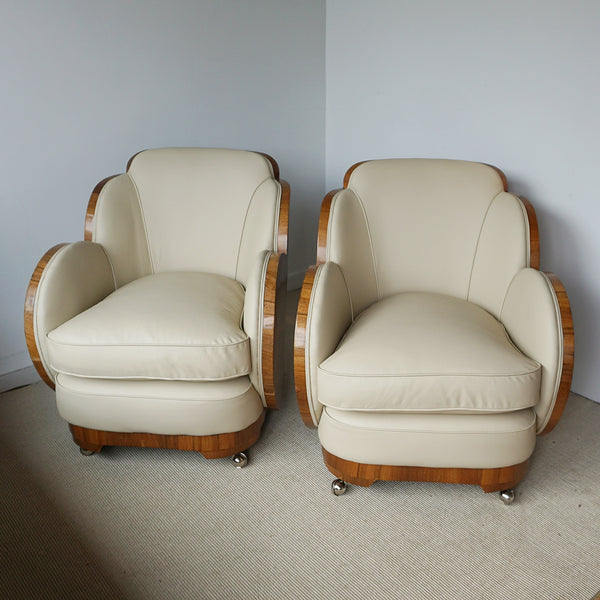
[319,407,537,469]
[56,374,263,436]
[318,292,541,413]
[47,272,250,380]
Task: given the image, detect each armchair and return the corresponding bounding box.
[25,148,288,467]
[294,159,573,502]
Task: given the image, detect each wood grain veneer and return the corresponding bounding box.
[24,243,69,390]
[69,410,265,458]
[521,197,540,270]
[261,253,287,409]
[539,272,574,435]
[277,180,290,254]
[293,265,318,428]
[316,190,338,265]
[84,175,118,241]
[322,448,529,493]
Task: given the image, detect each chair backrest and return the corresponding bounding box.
[90,148,283,287]
[326,159,533,318]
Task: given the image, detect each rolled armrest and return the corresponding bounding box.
[294,262,353,427]
[24,241,116,388]
[501,268,574,434]
[243,250,287,409]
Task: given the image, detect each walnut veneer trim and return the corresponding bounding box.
[316,190,338,265]
[262,253,287,409]
[322,448,529,493]
[84,175,119,242]
[539,272,574,435]
[520,197,540,270]
[69,410,265,459]
[293,265,318,428]
[277,180,290,254]
[24,243,70,390]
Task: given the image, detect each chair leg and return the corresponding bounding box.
[78,443,103,456]
[232,451,248,469]
[331,478,348,496]
[499,488,516,505]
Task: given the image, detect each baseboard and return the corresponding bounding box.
[0,365,40,393]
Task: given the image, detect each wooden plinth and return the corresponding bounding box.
[69,411,266,459]
[322,448,529,493]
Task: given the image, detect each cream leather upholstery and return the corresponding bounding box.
[296,158,573,495]
[318,407,537,469]
[318,292,541,414]
[56,375,263,436]
[47,272,250,381]
[26,148,288,460]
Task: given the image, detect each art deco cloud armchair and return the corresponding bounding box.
[25,148,288,467]
[294,159,573,502]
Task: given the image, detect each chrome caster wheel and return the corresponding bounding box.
[232,452,248,469]
[499,489,515,505]
[331,479,348,496]
[79,447,96,456]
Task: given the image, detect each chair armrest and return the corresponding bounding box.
[501,268,574,434]
[24,241,116,389]
[294,262,353,428]
[243,250,287,409]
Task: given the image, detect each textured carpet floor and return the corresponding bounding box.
[1,307,600,599]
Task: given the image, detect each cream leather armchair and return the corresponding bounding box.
[294,159,573,502]
[25,148,288,467]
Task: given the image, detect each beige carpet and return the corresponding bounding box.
[1,327,600,598]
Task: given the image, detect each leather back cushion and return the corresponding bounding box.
[329,159,529,317]
[124,148,279,284]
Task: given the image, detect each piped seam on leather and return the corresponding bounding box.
[234,175,274,283]
[46,338,250,348]
[34,245,69,385]
[56,377,254,401]
[466,192,497,303]
[323,407,537,434]
[516,196,532,268]
[318,367,541,377]
[304,264,323,425]
[126,173,154,274]
[255,250,271,403]
[353,189,380,301]
[536,272,565,433]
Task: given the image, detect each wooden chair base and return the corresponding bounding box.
[69,411,266,459]
[322,447,529,493]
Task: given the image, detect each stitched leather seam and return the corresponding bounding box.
[255,250,271,402]
[235,176,273,282]
[536,272,565,433]
[304,264,323,424]
[323,408,536,434]
[47,339,250,348]
[318,368,541,377]
[517,197,532,267]
[53,369,251,381]
[353,189,380,301]
[99,243,117,292]
[56,376,254,400]
[126,173,154,274]
[467,191,498,303]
